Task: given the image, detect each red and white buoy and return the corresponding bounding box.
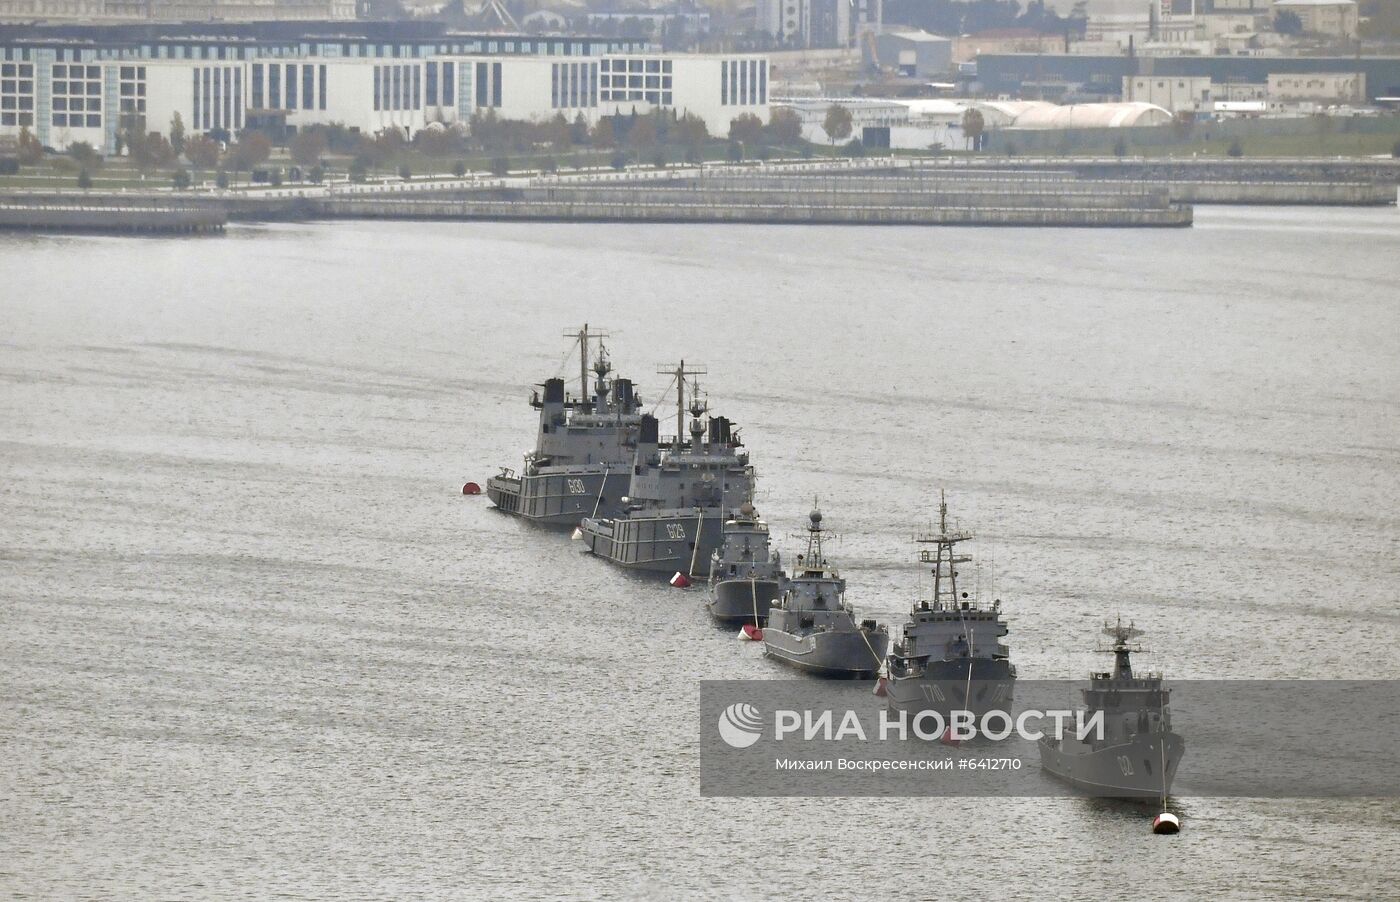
[872,676,889,697]
[669,572,692,588]
[738,623,763,641]
[938,727,961,748]
[461,481,482,495]
[1152,812,1180,835]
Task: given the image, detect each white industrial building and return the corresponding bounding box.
[1,24,770,154]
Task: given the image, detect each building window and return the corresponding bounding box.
[252,63,264,109]
[270,64,281,110]
[476,62,488,107]
[442,62,454,106]
[373,66,381,111]
[492,62,502,107]
[285,63,297,110]
[0,61,35,127]
[51,63,102,129]
[319,64,326,110]
[426,61,438,106]
[303,63,314,111]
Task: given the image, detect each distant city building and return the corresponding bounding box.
[1123,74,1214,111]
[1267,71,1364,102]
[755,0,850,49]
[0,22,769,151]
[1270,0,1358,39]
[0,0,355,21]
[866,30,951,79]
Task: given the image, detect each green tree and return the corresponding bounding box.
[290,128,328,168]
[77,168,92,189]
[962,108,985,151]
[726,140,744,162]
[184,135,220,170]
[309,165,324,183]
[490,156,511,176]
[226,131,272,173]
[348,157,368,182]
[822,104,852,147]
[609,150,627,170]
[540,156,558,173]
[651,148,667,169]
[1227,138,1244,157]
[129,132,176,172]
[845,138,866,158]
[168,112,186,157]
[728,112,764,145]
[215,169,230,189]
[591,117,617,148]
[68,141,101,170]
[398,162,412,180]
[765,108,803,146]
[17,127,43,165]
[452,159,468,177]
[171,167,191,190]
[1113,135,1128,158]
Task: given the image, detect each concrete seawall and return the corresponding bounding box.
[0,201,226,233]
[313,196,1193,227]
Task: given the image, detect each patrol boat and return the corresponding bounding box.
[762,508,889,679]
[1039,618,1186,800]
[885,494,1015,721]
[706,501,784,626]
[487,325,643,527]
[575,363,754,577]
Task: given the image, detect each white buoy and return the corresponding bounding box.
[1152,812,1180,835]
[738,623,763,641]
[571,527,585,541]
[669,571,692,588]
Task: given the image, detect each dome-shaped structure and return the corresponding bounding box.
[1006,102,1173,130]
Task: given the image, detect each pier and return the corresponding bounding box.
[0,199,226,234]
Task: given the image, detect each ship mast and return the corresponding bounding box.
[656,360,706,447]
[1100,616,1146,679]
[915,490,972,611]
[564,323,610,400]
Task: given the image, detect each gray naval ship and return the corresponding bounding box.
[762,508,890,679]
[706,501,785,626]
[1039,618,1186,800]
[486,325,643,527]
[575,364,755,576]
[885,494,1015,721]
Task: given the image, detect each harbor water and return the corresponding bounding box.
[2,208,1399,898]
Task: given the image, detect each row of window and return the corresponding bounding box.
[551,62,598,110]
[192,66,243,133]
[721,59,767,107]
[0,61,33,126]
[602,58,673,75]
[474,61,503,109]
[373,64,421,112]
[2,40,645,63]
[51,63,102,129]
[250,63,328,112]
[423,61,457,108]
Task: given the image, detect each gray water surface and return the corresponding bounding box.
[3,209,1399,899]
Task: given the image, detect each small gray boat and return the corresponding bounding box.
[487,325,642,527]
[1039,618,1186,800]
[706,501,784,626]
[762,508,889,679]
[885,493,1015,722]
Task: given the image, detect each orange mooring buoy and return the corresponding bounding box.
[462,482,482,495]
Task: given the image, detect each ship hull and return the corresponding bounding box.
[578,511,726,575]
[487,468,631,528]
[707,577,783,625]
[763,627,890,679]
[885,659,1016,721]
[1038,732,1186,800]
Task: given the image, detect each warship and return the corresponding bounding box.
[885,494,1015,721]
[706,501,785,626]
[762,508,889,679]
[1039,618,1186,800]
[575,363,755,576]
[486,325,643,527]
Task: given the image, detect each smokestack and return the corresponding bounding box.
[543,378,565,404]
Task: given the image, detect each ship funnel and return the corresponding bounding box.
[639,414,659,445]
[543,378,565,404]
[614,378,635,410]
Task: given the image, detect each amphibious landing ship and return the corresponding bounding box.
[487,325,643,527]
[575,364,754,577]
